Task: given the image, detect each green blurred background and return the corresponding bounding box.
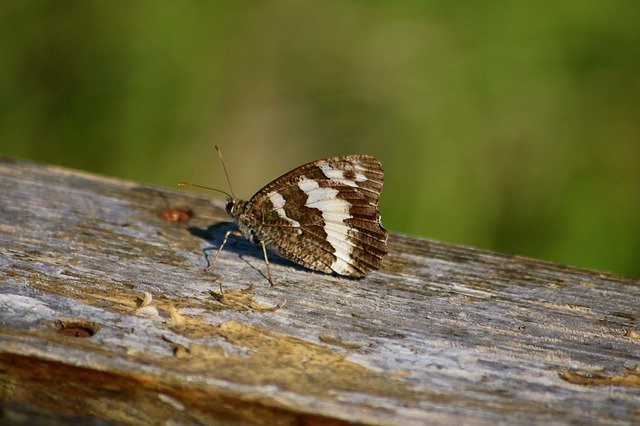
[1,1,639,277]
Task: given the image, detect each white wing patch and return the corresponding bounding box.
[318,162,367,187]
[298,177,354,274]
[268,191,302,233]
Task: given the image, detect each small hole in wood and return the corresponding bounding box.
[157,207,192,222]
[56,320,98,338]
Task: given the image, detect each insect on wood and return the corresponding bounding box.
[179,147,388,285]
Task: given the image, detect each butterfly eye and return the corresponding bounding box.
[225,200,235,215]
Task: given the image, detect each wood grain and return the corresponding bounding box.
[1,156,639,425]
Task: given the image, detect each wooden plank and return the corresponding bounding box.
[0,156,639,425]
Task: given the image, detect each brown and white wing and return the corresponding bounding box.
[243,155,388,276]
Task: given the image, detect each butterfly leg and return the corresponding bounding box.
[206,229,242,272]
[259,240,274,286]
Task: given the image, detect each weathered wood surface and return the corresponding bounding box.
[0,156,639,425]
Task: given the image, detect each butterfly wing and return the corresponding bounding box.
[237,155,388,276]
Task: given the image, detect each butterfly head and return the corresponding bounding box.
[225,196,249,218]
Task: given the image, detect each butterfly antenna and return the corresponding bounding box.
[215,146,235,199]
[177,182,233,199]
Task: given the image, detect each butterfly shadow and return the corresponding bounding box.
[187,222,309,280]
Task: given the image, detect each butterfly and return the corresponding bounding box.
[180,148,388,285]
